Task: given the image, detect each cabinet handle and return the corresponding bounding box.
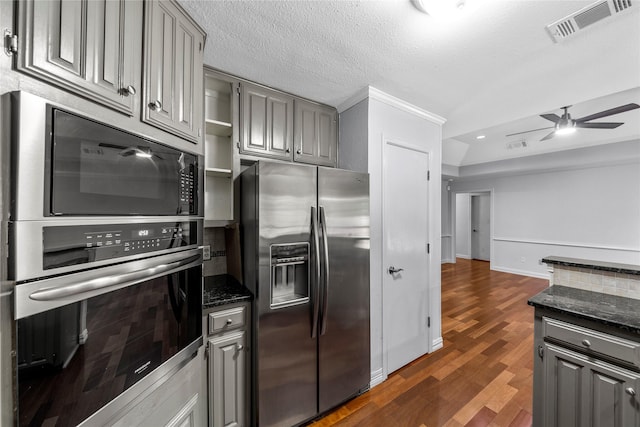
[226,319,233,325]
[296,148,302,155]
[149,100,162,111]
[626,387,636,397]
[285,148,291,153]
[581,339,592,347]
[237,344,244,351]
[123,85,136,96]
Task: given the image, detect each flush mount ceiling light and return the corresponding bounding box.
[412,0,467,18]
[476,135,486,140]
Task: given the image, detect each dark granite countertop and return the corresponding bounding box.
[528,285,640,334]
[203,274,252,309]
[542,256,640,276]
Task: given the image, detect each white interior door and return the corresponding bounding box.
[471,193,490,261]
[383,140,430,375]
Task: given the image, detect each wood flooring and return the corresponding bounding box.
[311,259,549,427]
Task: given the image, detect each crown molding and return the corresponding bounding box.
[338,86,447,125]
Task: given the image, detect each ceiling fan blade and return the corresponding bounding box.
[575,103,640,122]
[575,122,623,129]
[505,126,554,137]
[540,113,561,123]
[540,131,556,141]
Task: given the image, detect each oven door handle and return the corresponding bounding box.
[29,253,201,302]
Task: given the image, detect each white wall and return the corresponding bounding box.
[455,193,471,258]
[450,158,640,277]
[339,88,443,387]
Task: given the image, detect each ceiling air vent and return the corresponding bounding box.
[506,140,527,150]
[545,0,635,43]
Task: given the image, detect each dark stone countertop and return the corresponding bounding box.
[203,274,252,309]
[528,285,640,335]
[542,256,640,276]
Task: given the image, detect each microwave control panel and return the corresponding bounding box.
[179,165,196,214]
[42,221,199,270]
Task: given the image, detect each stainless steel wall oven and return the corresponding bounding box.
[8,92,204,426]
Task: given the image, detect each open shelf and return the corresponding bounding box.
[204,71,235,223]
[205,119,233,137]
[206,167,232,177]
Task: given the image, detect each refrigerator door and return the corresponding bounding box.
[254,162,319,427]
[317,167,370,413]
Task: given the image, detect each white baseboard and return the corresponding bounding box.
[491,265,549,279]
[432,337,443,351]
[369,368,386,388]
[441,258,455,264]
[456,254,471,259]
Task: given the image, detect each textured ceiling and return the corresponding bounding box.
[179,0,640,165]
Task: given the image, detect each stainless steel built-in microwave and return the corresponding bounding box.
[10,91,203,220]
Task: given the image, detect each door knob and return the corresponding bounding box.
[388,266,404,274]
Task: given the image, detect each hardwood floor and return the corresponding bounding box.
[311,259,549,427]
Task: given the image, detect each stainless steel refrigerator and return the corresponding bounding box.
[240,161,370,427]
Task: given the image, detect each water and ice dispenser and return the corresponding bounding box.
[270,243,309,309]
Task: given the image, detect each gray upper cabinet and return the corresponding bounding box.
[240,82,294,161]
[143,0,205,143]
[16,0,142,115]
[294,99,337,167]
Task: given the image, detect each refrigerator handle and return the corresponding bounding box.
[319,206,330,335]
[311,206,321,338]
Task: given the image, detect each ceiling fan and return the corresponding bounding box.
[506,103,640,141]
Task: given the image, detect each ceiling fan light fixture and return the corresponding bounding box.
[555,124,576,135]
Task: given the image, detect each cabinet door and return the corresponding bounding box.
[143,0,204,143]
[208,331,246,427]
[294,99,337,167]
[17,0,141,115]
[85,0,142,114]
[544,344,640,427]
[240,82,293,161]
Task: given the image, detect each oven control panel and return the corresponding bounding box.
[43,221,199,270]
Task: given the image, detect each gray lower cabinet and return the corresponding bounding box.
[143,0,205,143]
[294,98,337,167]
[240,82,294,161]
[16,0,142,115]
[533,313,640,427]
[543,343,640,427]
[206,303,249,427]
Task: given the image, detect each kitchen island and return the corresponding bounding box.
[528,257,640,427]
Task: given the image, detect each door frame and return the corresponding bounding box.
[451,189,494,267]
[381,136,433,378]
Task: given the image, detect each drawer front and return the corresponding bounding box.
[209,306,246,334]
[542,317,640,368]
